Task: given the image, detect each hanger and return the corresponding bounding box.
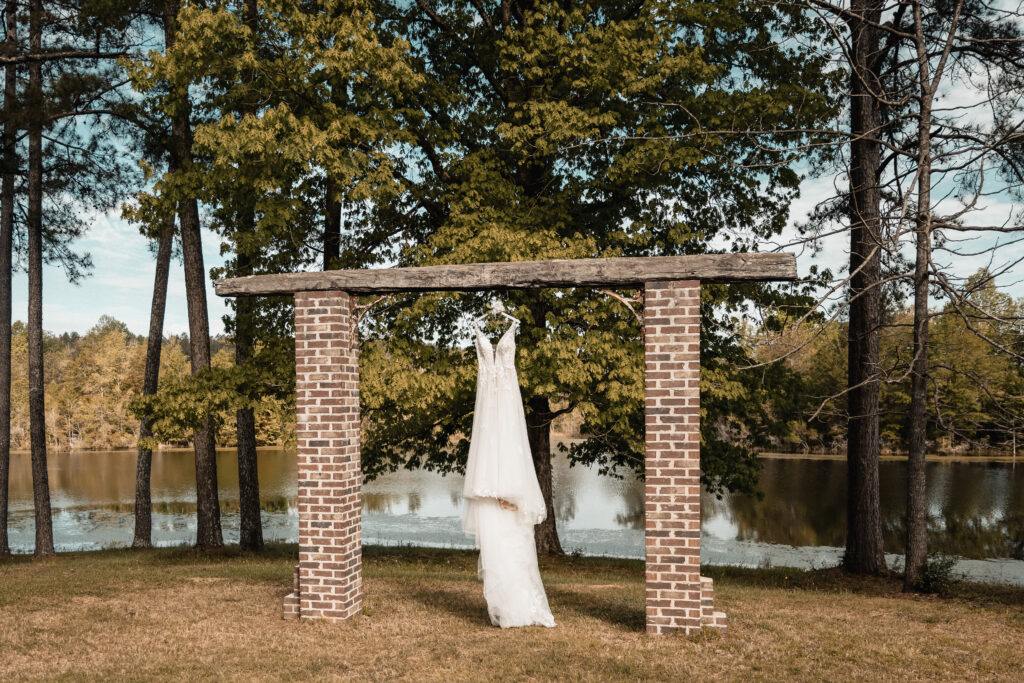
[473,297,519,330]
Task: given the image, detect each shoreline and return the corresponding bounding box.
[6,444,287,456]
[0,540,1021,590]
[759,451,1023,463]
[10,445,1022,464]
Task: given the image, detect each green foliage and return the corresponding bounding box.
[120,0,420,450]
[125,0,420,252]
[913,553,960,595]
[765,270,1024,454]
[360,337,476,478]
[46,317,143,449]
[339,0,840,493]
[925,273,1024,451]
[129,343,295,451]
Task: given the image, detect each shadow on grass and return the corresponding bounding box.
[365,546,647,629]
[400,581,493,627]
[7,543,1023,613]
[704,564,1024,607]
[364,544,478,571]
[545,585,646,632]
[397,576,646,632]
[0,542,299,568]
[148,542,298,565]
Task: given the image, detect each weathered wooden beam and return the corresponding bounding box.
[214,253,797,297]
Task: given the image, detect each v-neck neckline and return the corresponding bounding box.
[477,323,515,362]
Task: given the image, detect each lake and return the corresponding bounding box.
[6,449,1024,585]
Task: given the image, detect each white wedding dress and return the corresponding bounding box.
[463,321,555,628]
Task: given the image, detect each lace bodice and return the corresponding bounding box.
[475,323,518,373]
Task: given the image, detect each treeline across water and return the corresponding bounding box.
[21,271,1024,458]
[12,316,292,451]
[761,274,1024,457]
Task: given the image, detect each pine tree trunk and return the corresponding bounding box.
[179,198,222,549]
[0,0,15,557]
[324,175,341,270]
[235,401,261,550]
[844,0,886,575]
[323,3,344,273]
[526,395,563,555]
[27,0,53,557]
[235,288,262,551]
[234,217,261,549]
[904,205,930,589]
[132,217,174,549]
[179,196,222,550]
[234,0,263,552]
[904,7,935,591]
[166,0,222,550]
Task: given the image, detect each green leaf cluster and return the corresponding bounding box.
[347,1,839,494]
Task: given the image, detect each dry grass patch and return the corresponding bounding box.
[1,545,1023,681]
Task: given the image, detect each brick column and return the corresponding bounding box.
[644,280,725,635]
[284,290,362,621]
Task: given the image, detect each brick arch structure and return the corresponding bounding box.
[215,253,796,635]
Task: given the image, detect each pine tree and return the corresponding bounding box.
[0,0,144,556]
[0,0,16,556]
[127,0,417,548]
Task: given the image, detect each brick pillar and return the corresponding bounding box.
[644,280,725,635]
[286,290,362,621]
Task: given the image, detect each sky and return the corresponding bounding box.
[768,174,1024,307]
[11,213,233,338]
[13,173,1023,340]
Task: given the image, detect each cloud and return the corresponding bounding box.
[12,211,231,337]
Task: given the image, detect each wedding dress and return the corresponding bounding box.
[463,320,555,629]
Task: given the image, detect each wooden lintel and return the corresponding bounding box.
[214,253,797,297]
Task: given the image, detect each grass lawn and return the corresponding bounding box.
[2,544,1023,681]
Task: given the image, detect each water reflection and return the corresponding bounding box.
[7,448,297,511]
[7,449,1024,584]
[712,459,1024,561]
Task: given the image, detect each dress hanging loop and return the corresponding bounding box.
[474,297,520,330]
